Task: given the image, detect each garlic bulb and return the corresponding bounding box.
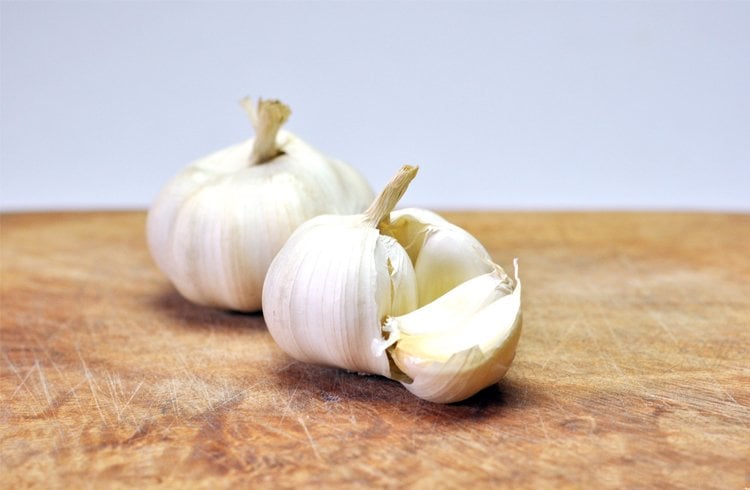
[263,165,522,403]
[147,97,374,311]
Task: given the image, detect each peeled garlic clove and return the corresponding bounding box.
[263,165,522,403]
[379,265,513,340]
[388,261,522,403]
[147,97,374,311]
[387,208,496,305]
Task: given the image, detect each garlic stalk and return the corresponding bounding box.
[147,97,374,311]
[263,165,522,403]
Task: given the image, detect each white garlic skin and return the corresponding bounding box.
[261,214,418,376]
[147,129,373,312]
[262,168,523,404]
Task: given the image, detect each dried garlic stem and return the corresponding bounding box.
[241,97,292,165]
[364,165,419,228]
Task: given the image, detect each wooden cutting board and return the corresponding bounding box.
[1,211,748,488]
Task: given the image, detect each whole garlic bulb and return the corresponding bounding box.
[263,165,522,403]
[147,97,374,311]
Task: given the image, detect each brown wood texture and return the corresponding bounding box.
[1,211,748,488]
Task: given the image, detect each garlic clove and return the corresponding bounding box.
[394,328,522,404]
[390,261,521,359]
[381,265,513,340]
[389,261,522,403]
[371,266,508,358]
[386,208,496,306]
[376,235,419,319]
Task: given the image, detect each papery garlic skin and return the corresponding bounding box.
[147,98,373,312]
[263,166,522,403]
[262,215,417,376]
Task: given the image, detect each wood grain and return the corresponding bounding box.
[1,211,748,489]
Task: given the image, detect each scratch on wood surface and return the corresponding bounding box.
[104,370,121,419]
[9,360,39,403]
[34,359,53,407]
[274,360,299,374]
[77,346,108,426]
[649,305,748,425]
[198,378,213,411]
[348,400,358,426]
[65,378,86,415]
[585,302,655,396]
[684,356,749,426]
[213,386,245,411]
[648,310,679,345]
[279,383,300,425]
[170,378,180,416]
[298,416,323,461]
[594,300,627,361]
[258,419,300,442]
[717,390,749,428]
[173,350,223,413]
[33,336,67,379]
[536,408,551,441]
[118,380,143,423]
[540,314,581,371]
[605,352,626,378]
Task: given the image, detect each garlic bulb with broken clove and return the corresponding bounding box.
[147,97,374,312]
[262,165,522,403]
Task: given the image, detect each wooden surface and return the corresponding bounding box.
[1,211,748,489]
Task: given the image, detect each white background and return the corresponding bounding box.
[1,1,748,212]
